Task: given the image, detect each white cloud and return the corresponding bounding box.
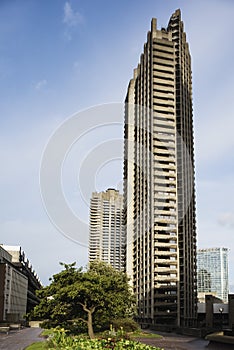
[218,212,234,229]
[63,2,83,27]
[35,79,47,90]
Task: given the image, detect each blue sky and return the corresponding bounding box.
[1,0,234,286]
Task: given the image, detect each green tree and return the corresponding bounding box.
[30,261,135,339]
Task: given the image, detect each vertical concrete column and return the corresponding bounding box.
[228,294,234,330]
[205,295,214,328]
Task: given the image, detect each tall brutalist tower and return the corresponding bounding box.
[124,9,197,328]
[89,189,124,271]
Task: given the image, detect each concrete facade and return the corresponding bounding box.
[197,294,231,331]
[124,9,197,328]
[228,294,234,330]
[0,245,41,322]
[89,189,124,270]
[0,246,28,322]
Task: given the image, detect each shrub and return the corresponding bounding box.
[111,318,139,332]
[45,328,162,349]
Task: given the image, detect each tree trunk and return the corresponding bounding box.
[80,302,96,339]
[87,309,95,339]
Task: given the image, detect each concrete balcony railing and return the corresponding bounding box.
[152,82,174,92]
[155,234,177,240]
[154,201,176,208]
[153,145,175,154]
[153,80,175,90]
[155,250,177,256]
[153,70,174,80]
[153,91,174,100]
[153,169,176,177]
[155,219,177,226]
[155,242,177,249]
[155,277,178,284]
[154,210,177,217]
[154,293,178,299]
[155,258,177,265]
[153,45,174,54]
[154,184,176,193]
[154,301,177,307]
[154,133,175,141]
[154,283,177,289]
[154,267,178,273]
[153,125,175,133]
[154,162,176,170]
[154,118,175,128]
[154,152,175,159]
[154,178,176,185]
[153,310,177,317]
[155,215,177,222]
[153,100,175,109]
[154,193,176,200]
[154,225,177,232]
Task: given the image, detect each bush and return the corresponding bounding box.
[111,318,139,332]
[39,319,87,335]
[45,328,162,349]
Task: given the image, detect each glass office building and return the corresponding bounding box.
[197,248,229,302]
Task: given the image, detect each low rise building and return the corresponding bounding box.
[0,245,41,323]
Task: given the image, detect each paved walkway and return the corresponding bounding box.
[0,327,44,350]
[136,331,234,349]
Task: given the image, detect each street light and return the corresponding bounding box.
[140,310,143,329]
[219,307,224,331]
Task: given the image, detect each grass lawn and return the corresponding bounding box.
[25,342,45,350]
[24,330,49,350]
[130,330,162,339]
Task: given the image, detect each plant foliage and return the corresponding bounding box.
[45,328,162,349]
[30,261,136,338]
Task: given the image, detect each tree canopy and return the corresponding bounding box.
[30,261,136,338]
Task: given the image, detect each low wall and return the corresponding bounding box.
[29,321,42,328]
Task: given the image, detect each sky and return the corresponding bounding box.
[0,0,234,286]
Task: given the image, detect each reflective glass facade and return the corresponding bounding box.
[197,248,229,302]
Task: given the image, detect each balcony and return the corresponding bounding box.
[154,226,177,232]
[154,201,176,208]
[155,243,177,250]
[154,267,178,273]
[154,301,177,307]
[154,209,176,216]
[154,283,177,290]
[154,163,175,170]
[154,293,177,299]
[155,233,177,240]
[154,310,177,316]
[154,179,176,186]
[155,218,177,226]
[155,250,177,256]
[155,275,178,282]
[155,259,177,265]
